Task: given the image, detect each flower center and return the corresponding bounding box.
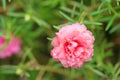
[64,41,78,54]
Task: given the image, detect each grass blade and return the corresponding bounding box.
[105,15,116,31]
[2,0,6,10]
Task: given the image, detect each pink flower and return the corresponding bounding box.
[50,23,95,68]
[0,36,22,59]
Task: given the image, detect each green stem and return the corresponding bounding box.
[71,4,77,18]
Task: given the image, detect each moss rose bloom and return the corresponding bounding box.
[0,36,22,59]
[50,23,95,68]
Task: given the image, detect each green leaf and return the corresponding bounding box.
[7,12,24,17]
[97,1,105,10]
[105,15,116,31]
[59,11,74,22]
[70,68,76,79]
[115,68,120,78]
[90,8,108,16]
[47,37,53,41]
[83,20,102,25]
[0,16,6,28]
[109,23,120,33]
[27,70,39,80]
[86,65,106,77]
[60,7,79,16]
[53,25,60,30]
[99,16,112,22]
[32,16,49,27]
[0,66,17,74]
[0,32,4,36]
[2,0,6,10]
[113,67,120,80]
[113,63,120,75]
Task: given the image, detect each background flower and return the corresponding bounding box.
[51,23,95,68]
[0,36,22,59]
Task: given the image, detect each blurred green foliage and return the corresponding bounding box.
[0,0,120,80]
